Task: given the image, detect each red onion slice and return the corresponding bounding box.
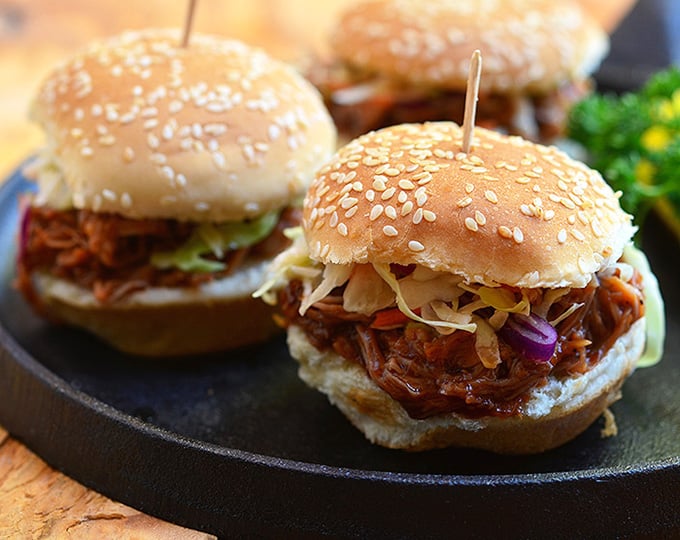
[499,312,557,363]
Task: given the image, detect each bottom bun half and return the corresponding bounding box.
[34,261,280,357]
[287,319,646,454]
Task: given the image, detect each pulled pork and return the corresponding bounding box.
[307,61,590,142]
[279,270,645,419]
[16,205,300,308]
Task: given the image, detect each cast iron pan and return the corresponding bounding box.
[1,162,680,539]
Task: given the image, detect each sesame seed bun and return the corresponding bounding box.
[303,122,635,289]
[287,318,644,453]
[30,29,336,222]
[32,262,279,357]
[331,0,609,94]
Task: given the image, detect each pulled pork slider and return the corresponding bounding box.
[17,29,336,356]
[260,122,665,453]
[308,0,609,143]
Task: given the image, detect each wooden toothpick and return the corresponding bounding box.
[462,49,482,154]
[181,0,198,48]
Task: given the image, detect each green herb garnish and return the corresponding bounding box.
[567,67,680,230]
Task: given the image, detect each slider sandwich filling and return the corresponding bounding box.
[17,188,301,307]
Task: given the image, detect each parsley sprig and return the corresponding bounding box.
[567,68,680,229]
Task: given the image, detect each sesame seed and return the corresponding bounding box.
[397,191,408,203]
[345,206,358,218]
[465,183,475,194]
[381,187,396,200]
[465,217,479,232]
[144,119,159,130]
[338,223,348,236]
[399,179,415,190]
[149,152,168,165]
[498,225,513,239]
[571,229,586,241]
[513,227,524,244]
[475,211,486,226]
[569,193,583,207]
[401,201,414,215]
[544,210,555,220]
[373,177,387,191]
[366,190,376,202]
[485,190,498,203]
[557,229,567,243]
[340,197,358,209]
[102,189,116,201]
[213,152,226,169]
[457,197,473,208]
[329,211,339,228]
[99,135,116,146]
[591,218,603,237]
[123,147,135,162]
[385,205,397,219]
[560,197,576,210]
[413,171,431,182]
[413,208,424,224]
[370,205,384,221]
[520,204,533,216]
[161,165,175,181]
[119,112,136,125]
[383,225,398,236]
[80,146,93,157]
[408,240,425,252]
[423,210,436,222]
[120,193,132,208]
[147,134,160,149]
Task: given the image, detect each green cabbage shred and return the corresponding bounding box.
[151,211,279,273]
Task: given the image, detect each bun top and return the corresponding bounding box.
[30,29,337,222]
[331,0,608,93]
[303,122,635,289]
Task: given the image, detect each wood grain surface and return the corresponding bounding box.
[0,0,634,537]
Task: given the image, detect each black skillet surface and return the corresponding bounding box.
[1,164,680,539]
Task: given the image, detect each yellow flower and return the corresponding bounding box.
[657,89,680,121]
[635,158,656,185]
[641,125,673,152]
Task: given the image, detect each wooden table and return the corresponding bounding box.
[0,1,634,537]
